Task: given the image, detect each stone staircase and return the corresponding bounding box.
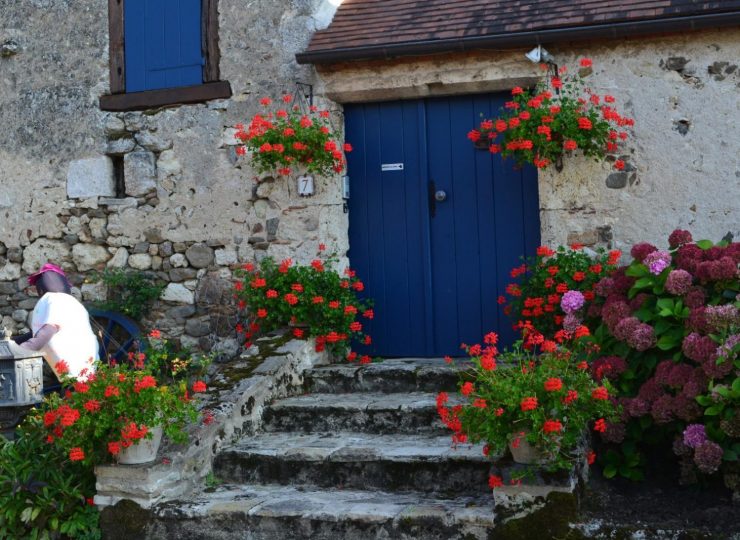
[142,358,501,539]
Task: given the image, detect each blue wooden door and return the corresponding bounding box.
[124,0,203,92]
[345,94,540,357]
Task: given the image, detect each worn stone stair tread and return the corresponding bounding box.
[268,391,460,411]
[156,483,496,527]
[305,358,473,393]
[222,431,488,462]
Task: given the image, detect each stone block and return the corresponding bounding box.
[161,283,195,304]
[124,151,157,196]
[185,243,214,269]
[185,317,212,337]
[107,247,129,268]
[11,309,27,322]
[105,137,136,155]
[157,150,182,177]
[214,248,237,266]
[22,239,72,274]
[67,157,116,199]
[81,282,107,302]
[170,253,188,268]
[135,132,173,152]
[0,262,21,281]
[128,253,152,270]
[72,243,110,271]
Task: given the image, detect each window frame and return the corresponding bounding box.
[99,0,231,111]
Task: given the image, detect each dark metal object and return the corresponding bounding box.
[0,328,44,431]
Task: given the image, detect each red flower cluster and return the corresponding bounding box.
[469,60,633,170]
[235,97,352,178]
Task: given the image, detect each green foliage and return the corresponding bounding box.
[90,269,164,320]
[0,415,100,539]
[234,251,373,359]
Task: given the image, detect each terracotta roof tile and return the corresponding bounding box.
[301,0,740,62]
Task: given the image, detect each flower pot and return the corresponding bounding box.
[118,426,163,465]
[508,432,550,465]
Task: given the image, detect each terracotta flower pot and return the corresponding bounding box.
[118,426,163,465]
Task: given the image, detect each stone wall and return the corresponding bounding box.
[0,0,346,351]
[1,1,738,351]
[317,29,740,252]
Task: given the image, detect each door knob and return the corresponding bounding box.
[434,190,447,202]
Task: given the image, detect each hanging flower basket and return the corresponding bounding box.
[468,58,634,172]
[235,96,352,179]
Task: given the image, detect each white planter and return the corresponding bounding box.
[508,432,551,465]
[118,426,163,465]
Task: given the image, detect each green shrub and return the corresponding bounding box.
[0,414,100,539]
[90,269,164,320]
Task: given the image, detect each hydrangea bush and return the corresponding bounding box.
[589,230,740,481]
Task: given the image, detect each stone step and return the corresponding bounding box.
[262,392,456,435]
[145,483,496,540]
[304,357,471,394]
[213,432,492,496]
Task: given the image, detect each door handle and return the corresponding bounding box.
[435,190,447,202]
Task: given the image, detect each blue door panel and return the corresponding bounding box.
[125,0,203,92]
[347,94,540,357]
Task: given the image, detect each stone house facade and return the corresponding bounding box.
[0,1,738,356]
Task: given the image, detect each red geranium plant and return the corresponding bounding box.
[235,95,351,178]
[41,340,207,466]
[468,59,633,171]
[234,245,373,361]
[438,331,617,476]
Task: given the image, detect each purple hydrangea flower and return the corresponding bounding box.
[668,229,693,249]
[704,305,740,333]
[693,441,724,474]
[643,250,672,275]
[560,290,585,314]
[563,312,581,333]
[665,269,693,295]
[683,424,707,449]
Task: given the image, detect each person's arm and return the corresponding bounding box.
[20,324,59,351]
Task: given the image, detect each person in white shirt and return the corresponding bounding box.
[18,263,99,380]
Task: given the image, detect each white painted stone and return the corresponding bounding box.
[170,253,188,268]
[66,157,116,199]
[0,262,21,281]
[161,283,195,304]
[124,151,157,196]
[72,243,110,272]
[183,279,198,291]
[214,248,238,266]
[81,282,107,302]
[128,253,152,270]
[21,239,72,274]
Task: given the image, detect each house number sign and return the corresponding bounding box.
[381,163,404,171]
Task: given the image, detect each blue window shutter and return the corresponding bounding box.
[124,0,203,92]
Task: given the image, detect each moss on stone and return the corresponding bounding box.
[208,333,292,390]
[99,499,152,540]
[492,492,586,540]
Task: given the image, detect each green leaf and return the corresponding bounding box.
[633,277,653,289]
[732,378,740,394]
[656,298,674,311]
[696,239,714,250]
[625,265,648,278]
[704,406,722,416]
[723,449,738,462]
[603,464,617,478]
[656,335,679,350]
